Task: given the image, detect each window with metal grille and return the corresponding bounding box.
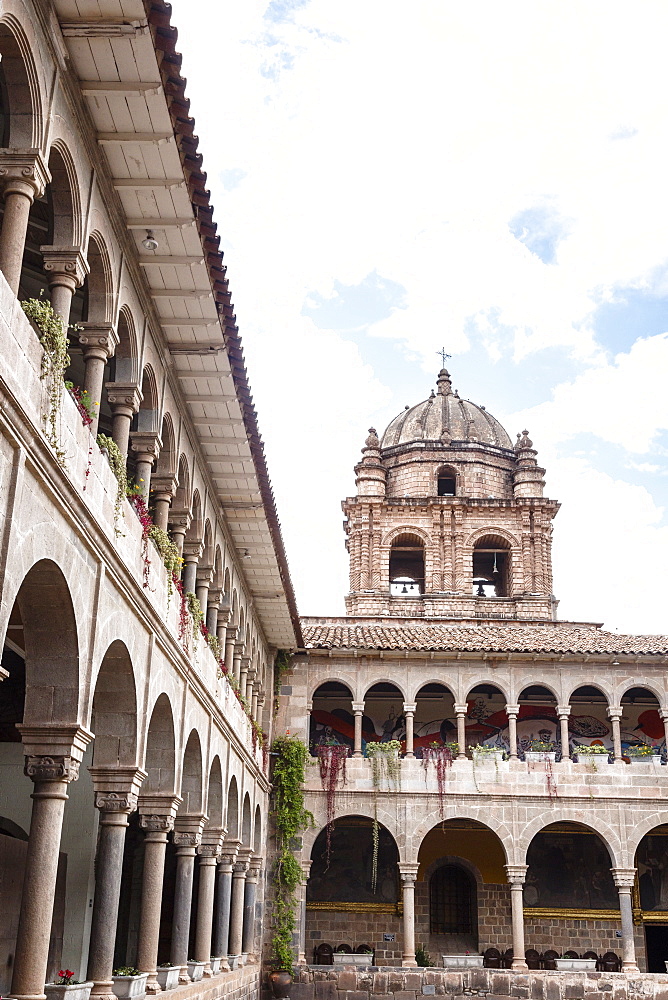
[429,864,475,935]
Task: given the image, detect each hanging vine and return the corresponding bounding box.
[186,592,203,649]
[22,295,70,465]
[127,491,153,587]
[421,744,454,818]
[270,735,313,973]
[366,740,401,891]
[97,433,128,534]
[316,744,348,866]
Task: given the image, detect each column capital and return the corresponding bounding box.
[41,245,89,287]
[24,754,81,783]
[611,867,636,888]
[174,812,207,841]
[454,704,469,715]
[183,538,204,562]
[197,844,220,858]
[398,863,420,882]
[505,703,520,716]
[660,708,668,721]
[352,702,365,713]
[232,859,249,875]
[240,655,251,669]
[139,812,175,834]
[105,381,143,414]
[505,864,529,885]
[247,855,263,880]
[300,859,312,882]
[196,567,214,587]
[403,703,416,714]
[217,607,232,627]
[225,624,238,640]
[89,765,147,812]
[0,149,51,198]
[138,793,181,833]
[78,322,120,359]
[556,705,571,717]
[17,723,93,763]
[169,507,192,533]
[607,705,622,720]
[201,826,226,853]
[130,430,162,462]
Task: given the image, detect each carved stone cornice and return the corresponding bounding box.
[138,793,181,830]
[505,864,529,885]
[130,431,162,462]
[24,754,80,783]
[611,867,636,888]
[78,323,120,359]
[196,567,214,587]
[95,790,138,813]
[0,149,51,199]
[140,813,175,834]
[197,844,220,858]
[168,508,192,533]
[398,863,419,885]
[182,539,204,562]
[41,245,89,287]
[173,831,202,848]
[105,382,143,414]
[17,724,93,763]
[232,860,249,875]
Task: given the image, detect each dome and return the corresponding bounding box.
[381,369,513,451]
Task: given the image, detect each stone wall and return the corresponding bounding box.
[306,910,404,965]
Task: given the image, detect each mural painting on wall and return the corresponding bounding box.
[524,830,618,909]
[310,696,665,757]
[637,834,668,911]
[308,818,399,904]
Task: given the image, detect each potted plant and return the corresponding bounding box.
[156,964,180,991]
[572,744,610,764]
[111,968,149,999]
[209,956,223,975]
[45,970,93,1000]
[470,743,505,763]
[525,739,557,762]
[625,744,662,764]
[442,953,484,968]
[554,955,597,971]
[186,959,206,982]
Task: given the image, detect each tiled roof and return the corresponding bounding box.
[300,619,668,655]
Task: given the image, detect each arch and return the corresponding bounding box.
[382,524,432,549]
[206,755,223,830]
[46,141,82,247]
[91,639,138,767]
[0,815,28,840]
[629,815,668,861]
[226,775,239,839]
[524,821,619,911]
[253,805,262,853]
[413,682,457,754]
[143,693,176,794]
[241,793,252,847]
[308,815,399,905]
[567,682,612,704]
[134,364,159,433]
[83,231,113,323]
[154,411,176,476]
[11,559,80,725]
[471,533,512,598]
[174,454,191,510]
[389,531,425,597]
[112,306,139,384]
[181,729,203,814]
[429,862,477,937]
[310,680,355,753]
[435,464,458,497]
[465,525,521,550]
[202,520,214,569]
[223,567,231,602]
[212,545,223,592]
[0,16,42,147]
[517,815,623,868]
[516,684,559,755]
[187,489,203,542]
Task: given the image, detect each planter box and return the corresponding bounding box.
[187,961,206,982]
[572,754,609,764]
[210,957,223,975]
[156,967,180,991]
[525,752,556,762]
[627,755,662,764]
[112,974,149,1000]
[442,954,484,968]
[332,954,372,966]
[472,751,504,764]
[45,983,94,1000]
[554,958,596,971]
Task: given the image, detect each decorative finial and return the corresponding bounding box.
[365,427,380,449]
[436,369,452,396]
[520,429,533,449]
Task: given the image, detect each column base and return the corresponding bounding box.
[145,980,162,996]
[228,955,241,970]
[177,967,190,985]
[401,958,417,967]
[89,983,116,1000]
[6,994,47,1000]
[511,959,528,970]
[219,960,230,973]
[622,963,639,973]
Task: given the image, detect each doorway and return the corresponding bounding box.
[645,925,668,972]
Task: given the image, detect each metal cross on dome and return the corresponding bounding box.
[437,347,451,367]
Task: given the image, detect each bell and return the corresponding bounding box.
[401,584,408,594]
[476,583,485,597]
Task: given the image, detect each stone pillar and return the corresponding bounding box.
[505,704,520,760]
[660,708,668,751]
[352,702,365,757]
[251,683,260,721]
[242,855,262,958]
[106,385,143,462]
[78,324,120,436]
[129,431,161,500]
[194,844,220,976]
[399,863,419,967]
[239,656,250,700]
[168,509,191,559]
[216,606,231,647]
[403,703,416,758]
[454,704,468,759]
[212,844,238,970]
[557,705,571,759]
[297,860,312,965]
[196,568,213,624]
[611,868,639,971]
[228,856,249,966]
[233,642,244,684]
[182,540,203,595]
[0,151,50,294]
[87,769,146,1000]
[505,865,528,970]
[9,726,92,1000]
[608,707,623,762]
[170,822,204,982]
[41,247,89,328]
[206,590,221,636]
[136,797,180,995]
[224,625,238,676]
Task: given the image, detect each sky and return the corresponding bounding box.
[173,1,668,634]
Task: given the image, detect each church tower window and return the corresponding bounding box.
[389,533,425,596]
[436,466,457,496]
[472,535,510,598]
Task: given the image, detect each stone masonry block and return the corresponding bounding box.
[289,985,314,1000]
[315,984,338,1000]
[373,976,388,994]
[337,974,359,992]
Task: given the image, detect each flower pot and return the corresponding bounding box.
[572,753,609,764]
[627,755,661,764]
[156,967,180,991]
[210,957,222,975]
[187,961,206,982]
[554,958,596,971]
[472,750,504,764]
[441,954,484,968]
[268,970,292,999]
[111,974,149,1000]
[525,752,556,762]
[45,983,94,1000]
[332,953,371,966]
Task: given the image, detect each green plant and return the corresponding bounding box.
[415,944,432,967]
[366,740,402,890]
[273,649,292,713]
[186,591,203,647]
[270,735,314,974]
[471,743,503,755]
[113,968,140,977]
[626,744,657,757]
[97,433,128,533]
[23,295,70,464]
[573,744,609,755]
[528,739,556,752]
[56,970,78,985]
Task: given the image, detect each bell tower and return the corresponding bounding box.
[342,370,560,620]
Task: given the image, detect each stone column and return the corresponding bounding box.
[106,385,143,461]
[608,707,623,762]
[194,842,221,976]
[399,863,419,967]
[297,860,312,965]
[228,856,250,966]
[87,768,146,1000]
[0,151,50,294]
[505,865,528,970]
[206,590,221,636]
[352,702,365,757]
[212,844,238,970]
[170,820,204,983]
[137,796,180,995]
[168,509,191,559]
[239,656,250,700]
[403,703,416,758]
[41,247,89,328]
[611,868,639,971]
[242,856,262,958]
[216,607,231,648]
[454,704,468,759]
[224,625,238,676]
[660,708,668,751]
[9,726,92,1000]
[233,643,244,684]
[129,431,161,500]
[196,568,213,624]
[78,324,120,436]
[557,705,571,759]
[251,683,260,721]
[505,704,520,760]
